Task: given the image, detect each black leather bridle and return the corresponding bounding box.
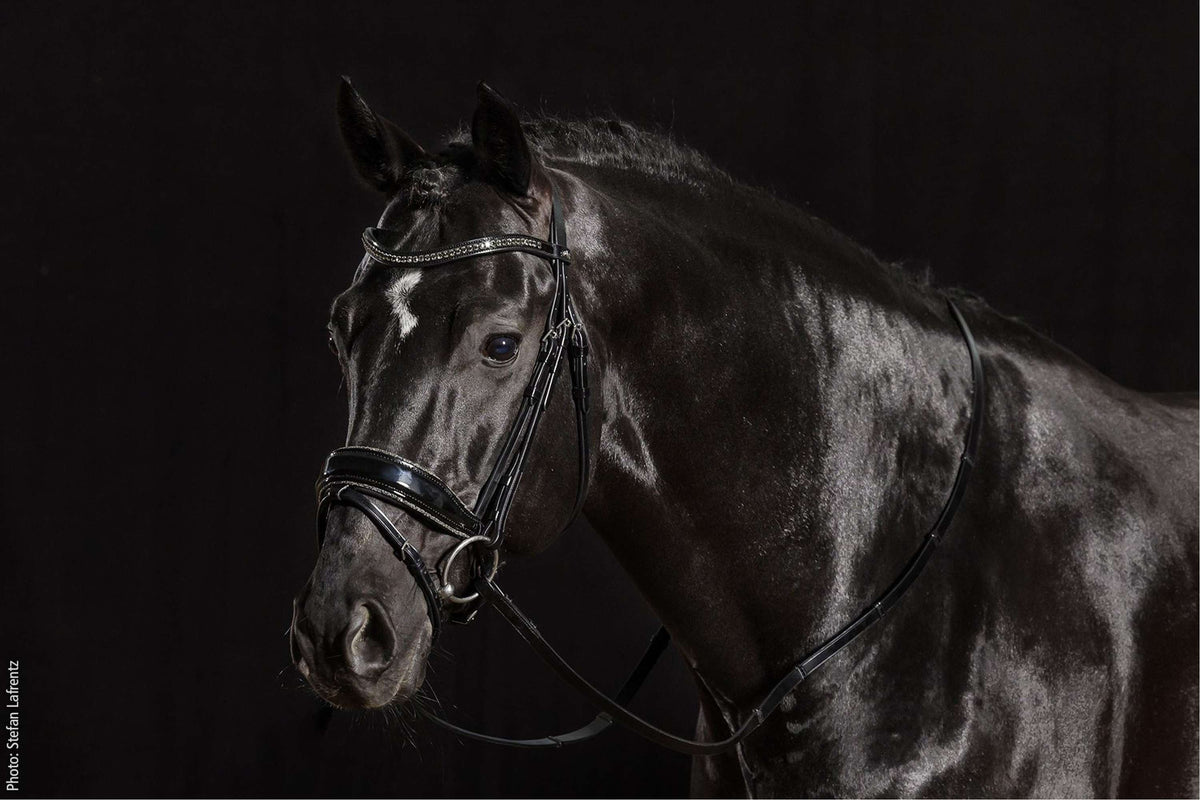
[316,192,589,640]
[314,186,986,754]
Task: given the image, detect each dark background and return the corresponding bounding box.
[1,1,1195,797]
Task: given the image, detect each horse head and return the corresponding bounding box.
[290,80,593,709]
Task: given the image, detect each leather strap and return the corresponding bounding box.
[363,230,570,267]
[421,628,672,748]
[468,192,590,549]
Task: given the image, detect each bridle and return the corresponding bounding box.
[313,184,986,754]
[316,191,589,640]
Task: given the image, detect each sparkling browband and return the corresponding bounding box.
[362,228,570,267]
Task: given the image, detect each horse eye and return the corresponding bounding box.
[327,330,338,356]
[483,334,519,363]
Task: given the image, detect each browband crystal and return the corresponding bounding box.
[362,229,570,267]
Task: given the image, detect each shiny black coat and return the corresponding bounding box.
[293,85,1199,797]
[567,160,1197,797]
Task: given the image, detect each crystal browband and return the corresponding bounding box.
[362,228,571,267]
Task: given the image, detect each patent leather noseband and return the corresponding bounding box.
[313,186,986,754]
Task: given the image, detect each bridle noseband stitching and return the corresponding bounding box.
[313,187,986,756]
[318,446,480,537]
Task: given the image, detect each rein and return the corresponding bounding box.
[314,188,986,754]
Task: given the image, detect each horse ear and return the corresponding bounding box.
[336,77,425,192]
[471,82,535,195]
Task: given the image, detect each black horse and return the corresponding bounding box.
[290,82,1198,797]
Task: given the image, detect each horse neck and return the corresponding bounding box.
[573,175,977,707]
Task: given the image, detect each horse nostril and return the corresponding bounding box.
[343,600,398,676]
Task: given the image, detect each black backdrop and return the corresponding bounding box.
[1,2,1195,797]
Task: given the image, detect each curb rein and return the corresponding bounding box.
[313,188,986,755]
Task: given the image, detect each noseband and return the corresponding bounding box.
[313,185,986,755]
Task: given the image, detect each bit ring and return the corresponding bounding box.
[439,535,501,605]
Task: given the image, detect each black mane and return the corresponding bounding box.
[520,117,734,190]
[403,116,982,310]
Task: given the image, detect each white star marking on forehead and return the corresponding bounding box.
[384,269,422,339]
